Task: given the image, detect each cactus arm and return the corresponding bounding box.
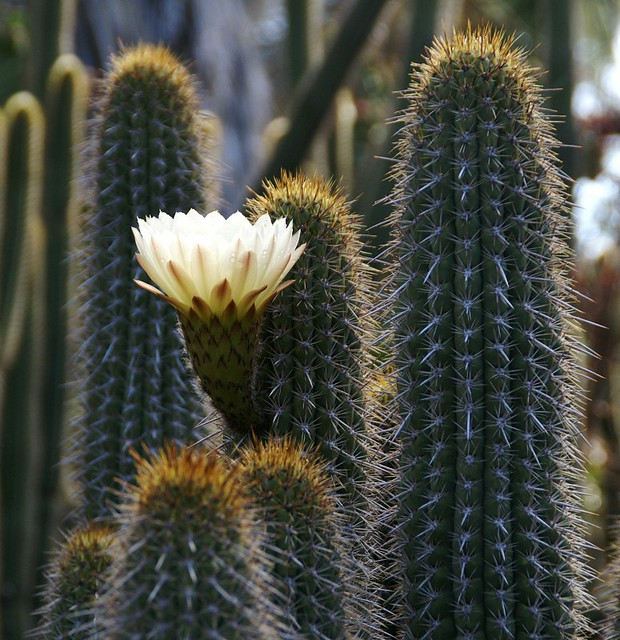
[247,173,371,512]
[35,523,114,640]
[240,438,350,638]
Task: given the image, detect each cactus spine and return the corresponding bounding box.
[246,172,372,515]
[0,91,45,640]
[76,44,208,519]
[240,437,350,638]
[36,523,113,640]
[386,26,588,639]
[101,444,279,640]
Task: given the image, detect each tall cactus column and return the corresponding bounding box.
[246,172,374,515]
[0,92,45,640]
[387,26,589,639]
[37,52,88,583]
[76,45,208,519]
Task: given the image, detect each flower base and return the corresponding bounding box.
[179,309,262,435]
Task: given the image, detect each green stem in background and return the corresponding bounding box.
[36,51,88,596]
[386,25,590,639]
[286,0,320,87]
[0,91,45,640]
[256,0,388,187]
[26,0,77,98]
[547,0,576,182]
[357,0,439,254]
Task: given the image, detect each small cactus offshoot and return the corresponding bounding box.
[36,523,114,640]
[240,437,351,638]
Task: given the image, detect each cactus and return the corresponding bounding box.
[240,437,351,638]
[26,0,77,98]
[36,523,114,640]
[385,25,590,639]
[0,91,45,640]
[246,172,373,516]
[101,443,281,640]
[36,51,88,585]
[75,44,208,520]
[257,0,387,182]
[286,0,324,86]
[0,6,29,104]
[12,12,608,640]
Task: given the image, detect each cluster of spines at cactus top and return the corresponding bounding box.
[383,25,590,639]
[245,172,375,518]
[99,443,284,640]
[35,523,114,640]
[75,44,208,520]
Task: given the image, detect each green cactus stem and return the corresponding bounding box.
[36,51,88,589]
[246,172,373,515]
[36,523,114,640]
[26,0,77,98]
[240,437,351,638]
[101,444,282,640]
[386,25,590,640]
[177,309,262,434]
[0,91,45,640]
[76,44,209,520]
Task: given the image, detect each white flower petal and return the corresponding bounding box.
[133,209,305,320]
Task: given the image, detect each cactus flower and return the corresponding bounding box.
[133,209,305,322]
[133,209,305,435]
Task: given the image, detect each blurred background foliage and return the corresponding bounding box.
[3,0,620,637]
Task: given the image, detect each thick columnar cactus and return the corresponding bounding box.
[76,44,208,519]
[386,26,589,639]
[36,523,114,640]
[240,438,350,638]
[246,172,373,514]
[101,444,281,640]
